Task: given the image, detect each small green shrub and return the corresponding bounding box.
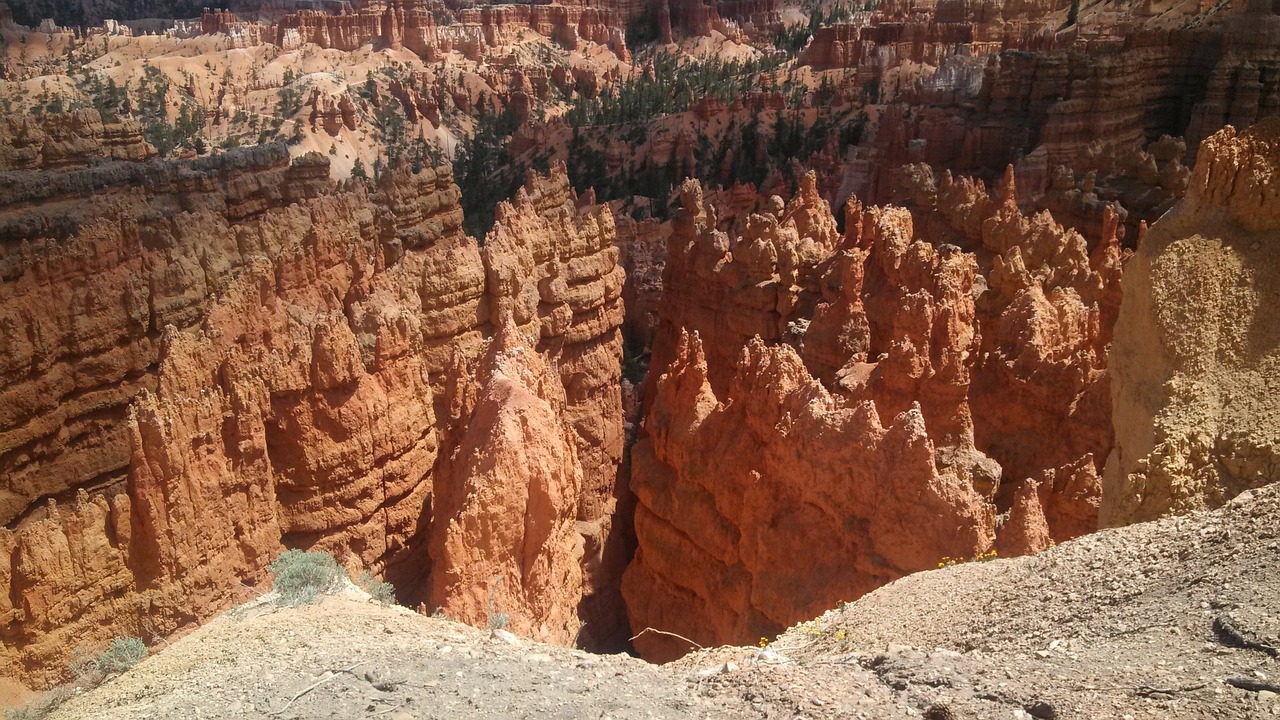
[67,646,98,685]
[357,571,396,605]
[489,611,510,630]
[95,637,146,675]
[269,549,346,606]
[486,575,510,630]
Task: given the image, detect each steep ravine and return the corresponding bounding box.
[2,111,1278,694]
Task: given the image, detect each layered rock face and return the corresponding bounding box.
[663,0,783,42]
[623,171,1114,660]
[1102,119,1280,525]
[203,1,630,62]
[0,110,153,170]
[811,1,1280,245]
[426,323,587,644]
[0,130,626,684]
[432,171,629,648]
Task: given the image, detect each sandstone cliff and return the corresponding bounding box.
[0,110,153,171]
[0,135,626,685]
[816,2,1280,239]
[202,2,630,63]
[1102,118,1280,525]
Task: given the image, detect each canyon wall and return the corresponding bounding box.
[0,110,153,171]
[202,2,630,62]
[1102,119,1280,525]
[0,132,626,685]
[814,2,1280,244]
[663,0,783,42]
[622,170,1114,660]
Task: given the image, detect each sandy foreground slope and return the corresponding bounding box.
[39,485,1280,720]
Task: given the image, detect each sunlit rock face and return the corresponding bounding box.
[0,136,627,684]
[1103,119,1280,526]
[624,170,1113,661]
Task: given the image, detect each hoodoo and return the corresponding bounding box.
[0,0,1277,715]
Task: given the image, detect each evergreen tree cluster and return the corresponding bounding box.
[563,51,786,128]
[454,96,527,238]
[132,63,207,156]
[773,3,864,57]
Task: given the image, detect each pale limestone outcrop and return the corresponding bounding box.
[1102,119,1280,525]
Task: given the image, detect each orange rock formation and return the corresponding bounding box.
[811,1,1280,237]
[202,2,631,62]
[0,109,153,170]
[623,170,1114,660]
[0,133,627,684]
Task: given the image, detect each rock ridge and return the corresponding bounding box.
[0,139,626,684]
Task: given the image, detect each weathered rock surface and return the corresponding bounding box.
[0,134,626,685]
[624,169,1114,660]
[815,2,1280,245]
[0,109,153,170]
[203,1,630,63]
[13,482,1280,720]
[1102,118,1280,525]
[427,322,586,644]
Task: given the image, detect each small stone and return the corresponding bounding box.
[1035,650,1051,659]
[757,649,789,664]
[1026,700,1056,719]
[1259,690,1278,701]
[490,629,519,645]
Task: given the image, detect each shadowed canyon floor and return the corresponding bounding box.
[33,483,1280,720]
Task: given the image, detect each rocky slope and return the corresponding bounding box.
[29,480,1280,720]
[0,132,627,685]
